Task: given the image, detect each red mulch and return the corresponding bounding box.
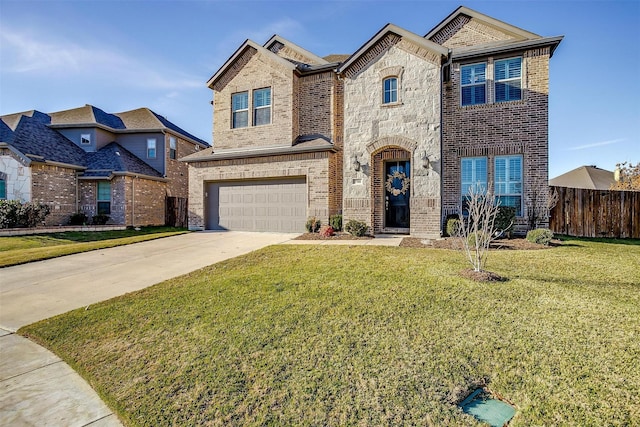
[294,232,373,241]
[399,237,560,250]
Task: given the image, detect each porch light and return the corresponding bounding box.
[421,152,431,170]
[352,154,361,171]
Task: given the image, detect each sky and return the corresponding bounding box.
[1,0,638,179]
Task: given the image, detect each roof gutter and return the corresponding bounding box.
[182,143,337,163]
[451,36,564,61]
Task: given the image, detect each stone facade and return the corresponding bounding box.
[342,43,443,237]
[0,152,32,202]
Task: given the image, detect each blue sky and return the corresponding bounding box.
[1,0,638,178]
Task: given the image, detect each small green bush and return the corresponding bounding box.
[92,214,110,225]
[526,228,554,246]
[344,219,368,237]
[495,206,516,238]
[329,214,343,231]
[69,212,88,225]
[0,200,50,228]
[305,217,321,233]
[445,215,461,237]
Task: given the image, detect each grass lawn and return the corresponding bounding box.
[0,227,188,267]
[20,238,640,426]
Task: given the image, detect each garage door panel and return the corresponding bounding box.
[206,178,307,232]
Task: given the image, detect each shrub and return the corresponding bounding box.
[92,214,110,225]
[0,200,50,228]
[305,217,321,233]
[329,214,343,231]
[344,219,368,237]
[495,206,516,238]
[69,212,88,225]
[445,215,461,237]
[526,228,554,246]
[319,225,335,238]
[0,200,20,228]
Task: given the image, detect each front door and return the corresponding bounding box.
[384,160,410,229]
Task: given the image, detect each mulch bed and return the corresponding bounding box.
[400,237,560,250]
[294,232,373,240]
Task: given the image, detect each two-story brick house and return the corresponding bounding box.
[185,6,562,237]
[0,105,208,226]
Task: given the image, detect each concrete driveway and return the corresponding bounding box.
[0,231,296,426]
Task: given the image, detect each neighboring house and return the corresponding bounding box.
[184,6,563,237]
[549,165,616,190]
[0,106,209,226]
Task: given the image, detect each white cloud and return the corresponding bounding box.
[566,138,625,151]
[0,27,201,90]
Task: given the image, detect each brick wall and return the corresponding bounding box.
[165,133,200,198]
[30,163,78,226]
[441,48,551,233]
[187,152,331,230]
[212,50,295,149]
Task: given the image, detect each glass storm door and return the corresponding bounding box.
[385,161,410,228]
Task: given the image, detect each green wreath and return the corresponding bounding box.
[385,171,410,196]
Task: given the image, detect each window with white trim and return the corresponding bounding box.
[253,88,271,126]
[232,91,249,128]
[495,58,522,103]
[169,136,177,160]
[97,181,111,215]
[494,155,523,215]
[80,134,91,145]
[383,77,398,104]
[461,63,486,106]
[461,157,487,212]
[147,138,157,159]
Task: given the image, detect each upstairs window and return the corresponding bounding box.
[383,77,398,104]
[147,138,157,159]
[97,181,111,215]
[495,155,523,215]
[495,58,522,102]
[169,136,177,160]
[253,88,271,126]
[461,63,486,106]
[80,134,91,145]
[232,91,249,128]
[461,157,487,212]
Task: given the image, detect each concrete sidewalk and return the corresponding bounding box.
[0,231,297,427]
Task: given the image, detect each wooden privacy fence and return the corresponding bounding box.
[549,186,640,238]
[166,197,188,228]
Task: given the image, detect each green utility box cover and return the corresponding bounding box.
[459,388,516,426]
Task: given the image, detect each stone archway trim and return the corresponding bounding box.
[366,136,417,155]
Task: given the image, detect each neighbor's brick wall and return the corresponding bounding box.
[187,153,331,230]
[212,49,295,149]
[30,163,78,226]
[342,42,442,238]
[442,48,551,233]
[165,133,200,198]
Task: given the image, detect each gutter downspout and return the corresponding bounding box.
[132,175,136,227]
[440,49,453,236]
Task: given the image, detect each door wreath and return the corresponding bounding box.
[385,171,410,196]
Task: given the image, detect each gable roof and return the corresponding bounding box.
[425,6,540,42]
[207,39,297,90]
[49,105,126,130]
[0,112,86,168]
[338,23,448,76]
[549,165,616,190]
[264,35,329,65]
[84,142,163,178]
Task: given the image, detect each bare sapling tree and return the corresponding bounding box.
[527,176,559,230]
[456,187,501,272]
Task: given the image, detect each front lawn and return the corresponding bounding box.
[0,227,188,267]
[20,239,640,426]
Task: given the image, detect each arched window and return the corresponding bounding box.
[383,77,398,104]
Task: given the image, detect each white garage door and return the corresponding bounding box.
[206,178,307,232]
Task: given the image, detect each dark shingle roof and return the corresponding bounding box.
[151,111,209,146]
[91,106,125,129]
[85,142,162,178]
[8,114,86,166]
[0,119,13,142]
